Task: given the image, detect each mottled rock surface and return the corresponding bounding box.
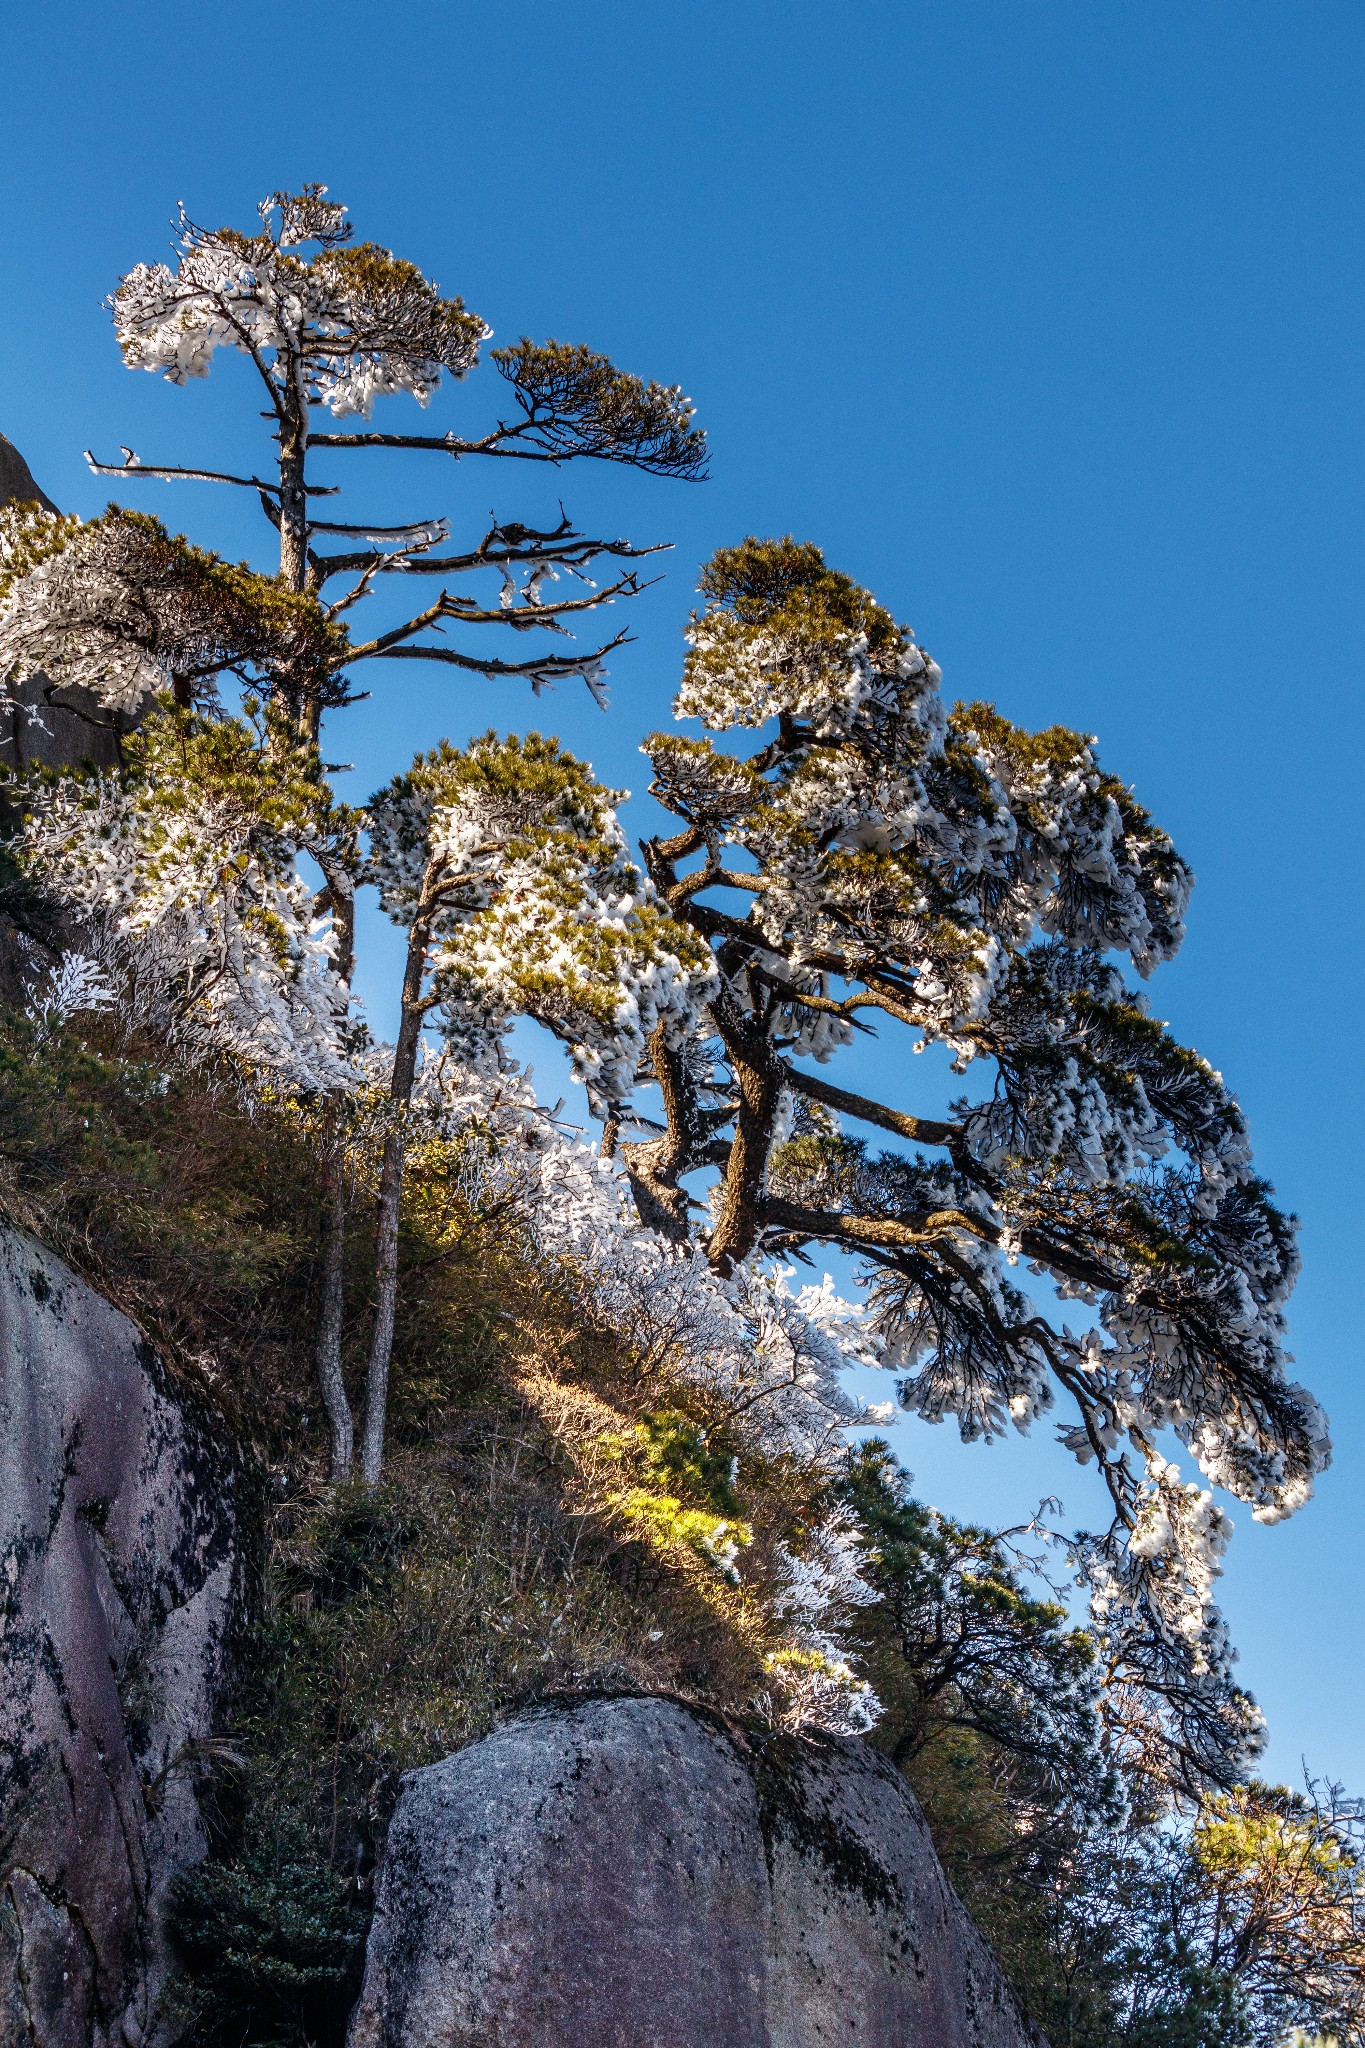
[349,1695,1045,2048]
[0,1229,240,2048]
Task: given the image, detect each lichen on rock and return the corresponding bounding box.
[0,1228,240,2048]
[347,1694,1045,2048]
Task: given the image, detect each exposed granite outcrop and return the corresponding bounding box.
[0,433,58,515]
[0,1229,240,2048]
[348,1695,1045,2048]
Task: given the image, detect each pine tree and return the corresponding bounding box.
[359,730,710,1484]
[90,185,705,743]
[0,183,707,1482]
[573,535,1331,1793]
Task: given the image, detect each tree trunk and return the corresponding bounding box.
[313,852,358,1482]
[359,908,433,1487]
[705,1009,784,1277]
[277,384,310,595]
[315,850,356,986]
[315,1116,354,1483]
[275,379,326,745]
[619,1022,701,1243]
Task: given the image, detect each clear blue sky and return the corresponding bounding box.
[3,1,1361,1788]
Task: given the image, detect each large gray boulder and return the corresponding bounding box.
[348,1695,1044,2048]
[0,1228,241,2048]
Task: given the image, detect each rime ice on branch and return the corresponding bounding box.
[17,707,353,1092]
[356,730,715,1485]
[82,186,706,740]
[0,502,345,732]
[566,535,1330,1795]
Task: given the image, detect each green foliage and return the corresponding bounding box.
[635,1409,741,1515]
[0,1005,318,1389]
[167,1809,367,2047]
[366,728,711,1071]
[829,1443,1365,2046]
[115,185,489,386]
[607,1410,752,1581]
[696,534,904,653]
[840,1441,1105,1797]
[91,510,347,678]
[0,504,347,712]
[0,499,83,602]
[23,697,351,879]
[954,697,1187,905]
[490,338,707,476]
[0,764,1341,2048]
[370,728,631,892]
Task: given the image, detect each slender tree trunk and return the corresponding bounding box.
[278,383,310,595]
[359,907,433,1487]
[312,852,358,1481]
[316,851,356,986]
[275,377,326,745]
[316,1113,354,1483]
[276,373,354,1465]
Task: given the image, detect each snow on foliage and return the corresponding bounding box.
[366,730,716,1113]
[0,521,1330,1771]
[25,952,116,1041]
[420,1052,886,1732]
[0,501,346,723]
[618,536,1329,1791]
[15,708,353,1091]
[433,1059,881,1457]
[111,187,488,419]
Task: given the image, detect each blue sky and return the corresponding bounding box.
[3,1,1361,1787]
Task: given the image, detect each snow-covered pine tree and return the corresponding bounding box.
[0,495,367,1475]
[90,185,706,742]
[0,501,345,733]
[14,702,352,1091]
[581,535,1330,1794]
[359,729,712,1483]
[1,183,707,1482]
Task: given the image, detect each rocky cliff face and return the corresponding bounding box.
[0,1229,240,2048]
[348,1695,1046,2048]
[0,432,58,515]
[0,1217,1045,2048]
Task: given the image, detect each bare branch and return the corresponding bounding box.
[307,424,563,461]
[84,449,315,498]
[345,577,647,663]
[759,1195,994,1253]
[307,517,663,588]
[305,514,449,542]
[384,533,666,577]
[349,631,631,681]
[780,1063,961,1151]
